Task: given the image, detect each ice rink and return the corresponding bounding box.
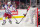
[0,17,37,27]
[0,7,37,27]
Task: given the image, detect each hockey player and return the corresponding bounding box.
[2,2,16,25]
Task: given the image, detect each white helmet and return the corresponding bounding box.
[7,2,11,5]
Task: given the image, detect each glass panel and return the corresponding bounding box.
[37,0,40,9]
[0,0,4,9]
[19,0,30,9]
[31,0,37,7]
[12,0,30,9]
[15,0,19,9]
[0,0,30,9]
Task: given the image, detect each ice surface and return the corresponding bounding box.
[0,17,37,27]
[0,7,37,27]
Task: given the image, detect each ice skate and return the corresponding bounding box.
[2,21,6,25]
[9,21,12,24]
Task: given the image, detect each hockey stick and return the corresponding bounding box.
[12,10,27,24]
[16,6,30,24]
[5,8,19,24]
[12,14,26,24]
[5,7,27,24]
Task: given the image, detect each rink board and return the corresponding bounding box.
[0,9,27,20]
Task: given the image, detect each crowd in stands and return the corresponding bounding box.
[0,0,29,9]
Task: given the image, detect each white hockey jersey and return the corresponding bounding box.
[3,5,16,14]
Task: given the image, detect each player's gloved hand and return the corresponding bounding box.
[23,14,26,17]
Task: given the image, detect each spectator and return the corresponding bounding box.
[0,0,3,9]
[20,2,25,9]
[25,4,29,9]
[0,2,2,9]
